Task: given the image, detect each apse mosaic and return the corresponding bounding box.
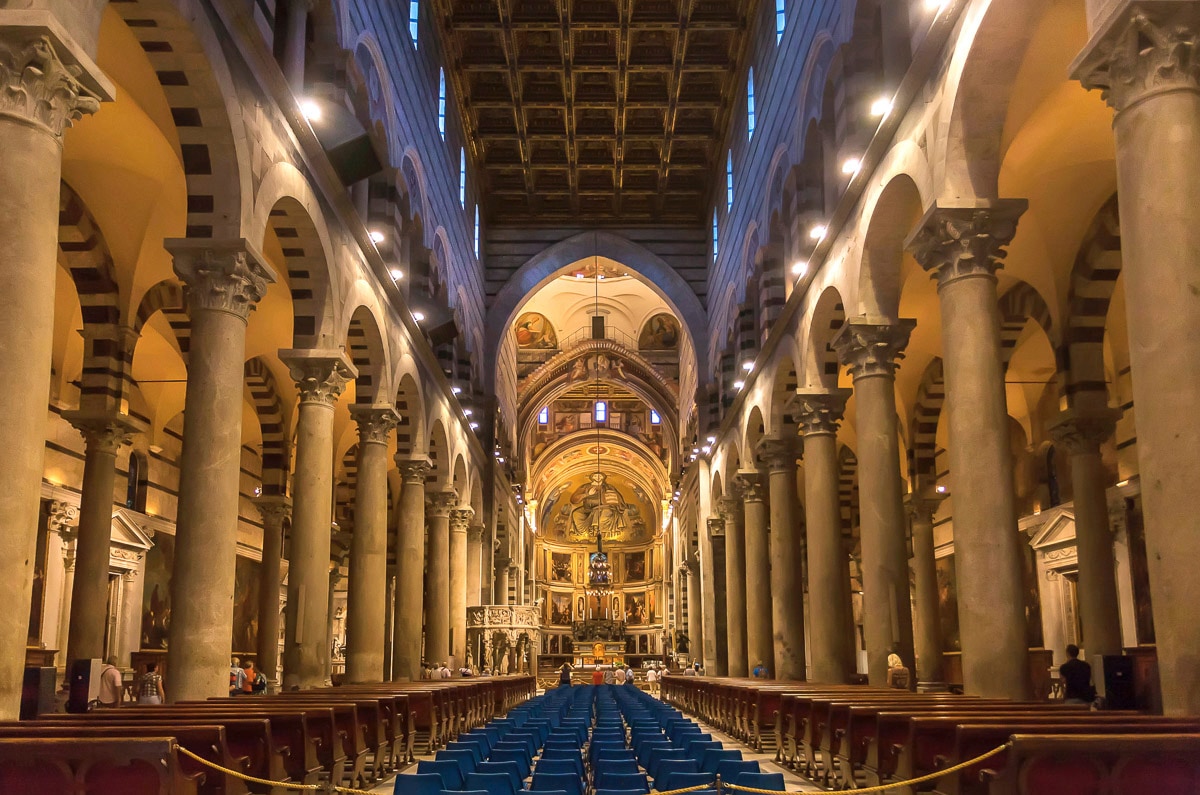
[539,468,655,543]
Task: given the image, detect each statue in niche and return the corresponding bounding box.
[568,473,630,541]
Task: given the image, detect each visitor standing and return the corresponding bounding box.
[97,657,124,708]
[646,666,658,695]
[625,665,635,684]
[591,667,604,685]
[614,666,626,684]
[559,662,573,687]
[229,657,244,695]
[137,662,164,705]
[1059,644,1095,705]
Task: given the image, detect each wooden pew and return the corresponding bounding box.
[980,733,1200,795]
[0,736,202,795]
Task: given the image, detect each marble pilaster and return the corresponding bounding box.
[705,516,727,675]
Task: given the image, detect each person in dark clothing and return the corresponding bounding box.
[1059,644,1095,704]
[558,662,573,687]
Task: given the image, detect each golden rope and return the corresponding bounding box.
[174,743,378,794]
[651,783,716,795]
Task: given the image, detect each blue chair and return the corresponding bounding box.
[443,791,487,795]
[544,740,582,752]
[536,756,584,778]
[417,760,464,791]
[592,771,648,794]
[488,747,531,779]
[736,773,786,792]
[445,740,485,765]
[530,772,584,795]
[646,748,688,780]
[476,761,523,794]
[657,771,713,793]
[593,759,639,775]
[594,790,650,795]
[461,731,493,755]
[392,772,444,795]
[594,749,637,763]
[684,740,723,761]
[504,731,539,758]
[527,791,568,795]
[464,772,517,795]
[700,748,742,774]
[652,757,699,784]
[434,749,478,778]
[714,760,760,784]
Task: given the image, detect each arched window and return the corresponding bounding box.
[650,410,661,425]
[712,210,719,260]
[747,68,756,139]
[126,451,148,512]
[459,149,467,207]
[474,205,481,257]
[775,0,785,44]
[726,150,733,210]
[437,68,447,139]
[594,401,607,423]
[538,407,549,425]
[409,0,420,46]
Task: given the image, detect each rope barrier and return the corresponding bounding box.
[651,784,717,795]
[174,744,379,795]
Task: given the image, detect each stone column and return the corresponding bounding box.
[685,556,703,664]
[905,492,946,685]
[61,415,139,670]
[449,508,473,669]
[705,517,726,674]
[345,407,398,683]
[254,496,290,690]
[1048,409,1124,658]
[797,390,856,684]
[325,564,341,684]
[281,0,313,92]
[908,200,1032,700]
[739,470,774,675]
[1072,3,1200,714]
[0,25,109,718]
[833,318,918,686]
[467,524,485,606]
[494,555,511,606]
[721,492,749,677]
[166,240,274,702]
[392,458,430,681]
[47,502,80,664]
[425,490,457,669]
[759,436,806,680]
[280,351,355,690]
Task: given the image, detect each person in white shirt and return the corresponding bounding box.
[97,657,124,708]
[625,666,635,684]
[614,666,627,684]
[646,667,658,695]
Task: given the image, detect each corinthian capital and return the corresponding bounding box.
[254,494,293,527]
[166,239,276,320]
[450,508,474,533]
[467,523,486,542]
[351,405,400,445]
[906,200,1028,287]
[757,435,800,473]
[795,389,851,437]
[63,410,144,455]
[1047,407,1122,455]
[395,456,432,483]
[281,349,357,407]
[832,317,917,380]
[427,489,459,517]
[1072,2,1200,113]
[706,516,725,538]
[46,499,78,536]
[736,469,766,503]
[0,27,111,137]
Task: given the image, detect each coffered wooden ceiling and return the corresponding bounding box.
[432,0,757,224]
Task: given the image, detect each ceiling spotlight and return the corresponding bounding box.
[498,457,505,463]
[870,96,894,118]
[469,422,480,430]
[741,361,754,372]
[935,484,947,494]
[299,98,322,122]
[369,229,386,244]
[706,435,716,444]
[841,157,862,176]
[809,224,828,241]
[791,260,808,277]
[412,311,425,322]
[463,409,473,417]
[389,267,404,281]
[451,385,462,395]
[733,380,745,389]
[701,445,712,454]
[692,447,699,454]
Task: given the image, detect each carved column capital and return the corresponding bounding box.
[906,200,1028,287]
[706,516,725,538]
[757,435,800,473]
[904,492,946,525]
[426,489,459,518]
[254,494,293,527]
[1072,2,1200,113]
[63,410,143,455]
[684,555,700,574]
[0,27,110,137]
[467,523,485,542]
[395,456,432,484]
[350,406,400,446]
[717,494,742,519]
[46,499,78,537]
[1047,407,1122,455]
[736,469,767,503]
[449,508,474,533]
[832,317,917,380]
[795,389,852,437]
[166,239,275,321]
[282,349,357,407]
[494,555,512,569]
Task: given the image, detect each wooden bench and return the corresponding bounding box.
[0,736,202,795]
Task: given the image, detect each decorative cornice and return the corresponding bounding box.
[0,29,103,137]
[63,410,144,455]
[795,389,851,437]
[832,317,917,380]
[395,456,432,484]
[166,239,275,321]
[906,201,1028,287]
[449,508,474,533]
[757,435,800,472]
[736,469,767,503]
[350,406,400,445]
[426,489,459,518]
[282,349,357,407]
[1072,2,1200,113]
[1047,407,1122,455]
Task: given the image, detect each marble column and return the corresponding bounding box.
[392,458,430,681]
[721,492,749,677]
[1072,2,1200,714]
[425,490,457,668]
[759,436,806,680]
[345,407,398,683]
[166,240,273,702]
[494,556,511,606]
[281,0,313,92]
[905,491,945,685]
[833,318,918,686]
[467,524,485,606]
[449,508,472,669]
[797,390,856,684]
[254,496,291,690]
[62,415,139,670]
[0,25,108,718]
[1048,409,1124,659]
[908,200,1032,700]
[706,517,727,674]
[280,351,355,690]
[685,556,703,664]
[739,470,774,675]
